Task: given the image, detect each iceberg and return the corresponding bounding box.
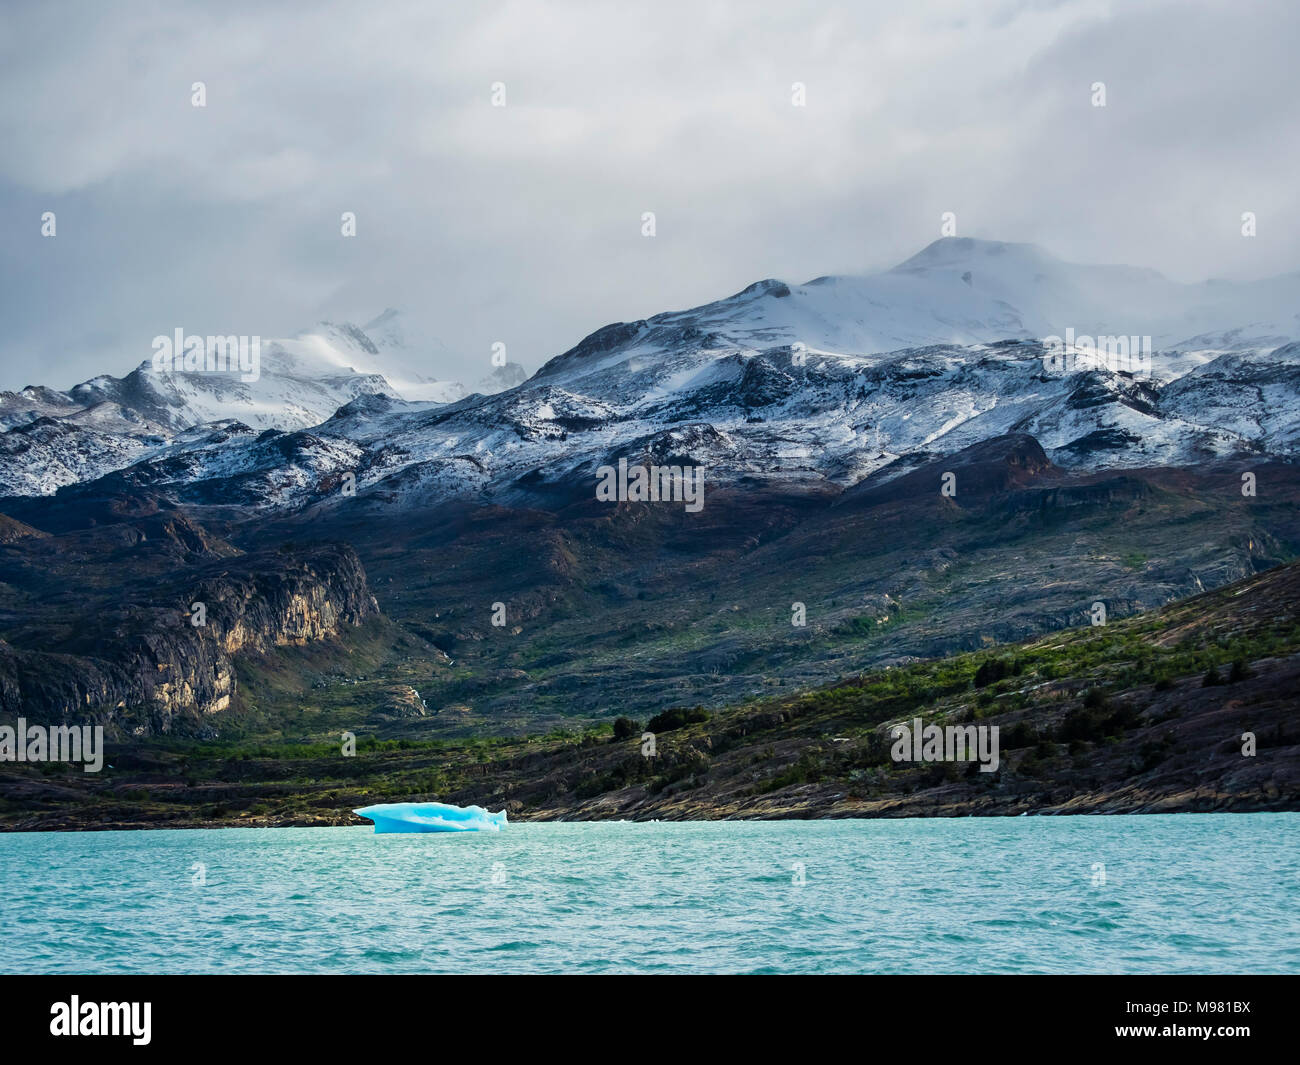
[353,801,507,834]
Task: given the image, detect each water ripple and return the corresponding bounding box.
[0,815,1296,974]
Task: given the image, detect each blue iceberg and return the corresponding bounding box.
[353,801,507,833]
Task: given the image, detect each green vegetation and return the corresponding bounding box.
[3,562,1297,828]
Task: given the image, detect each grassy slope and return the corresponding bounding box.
[3,559,1296,829]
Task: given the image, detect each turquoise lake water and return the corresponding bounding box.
[2,814,1296,974]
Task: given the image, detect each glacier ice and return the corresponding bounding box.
[353,801,507,833]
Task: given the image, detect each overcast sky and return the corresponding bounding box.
[1,0,1297,391]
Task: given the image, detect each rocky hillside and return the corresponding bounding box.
[0,516,380,735]
[0,236,1296,802]
[2,429,1294,741]
[3,559,1295,830]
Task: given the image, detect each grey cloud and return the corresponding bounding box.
[0,0,1295,390]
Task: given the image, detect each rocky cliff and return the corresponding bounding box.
[0,544,379,735]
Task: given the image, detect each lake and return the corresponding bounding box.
[2,814,1296,974]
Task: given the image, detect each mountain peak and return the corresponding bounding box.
[890,237,1056,274]
[363,308,403,330]
[729,278,793,300]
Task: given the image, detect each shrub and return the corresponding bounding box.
[974,659,1015,689]
[646,707,710,733]
[1104,702,1142,732]
[1083,688,1109,710]
[1058,708,1100,743]
[575,772,618,799]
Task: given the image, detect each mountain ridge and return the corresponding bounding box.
[2,237,1298,505]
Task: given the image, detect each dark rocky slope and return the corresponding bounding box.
[0,508,379,735]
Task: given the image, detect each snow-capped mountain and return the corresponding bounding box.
[536,237,1300,391]
[2,238,1298,504]
[0,309,527,495]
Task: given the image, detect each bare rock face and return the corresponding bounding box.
[0,544,379,734]
[376,685,429,717]
[194,548,379,656]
